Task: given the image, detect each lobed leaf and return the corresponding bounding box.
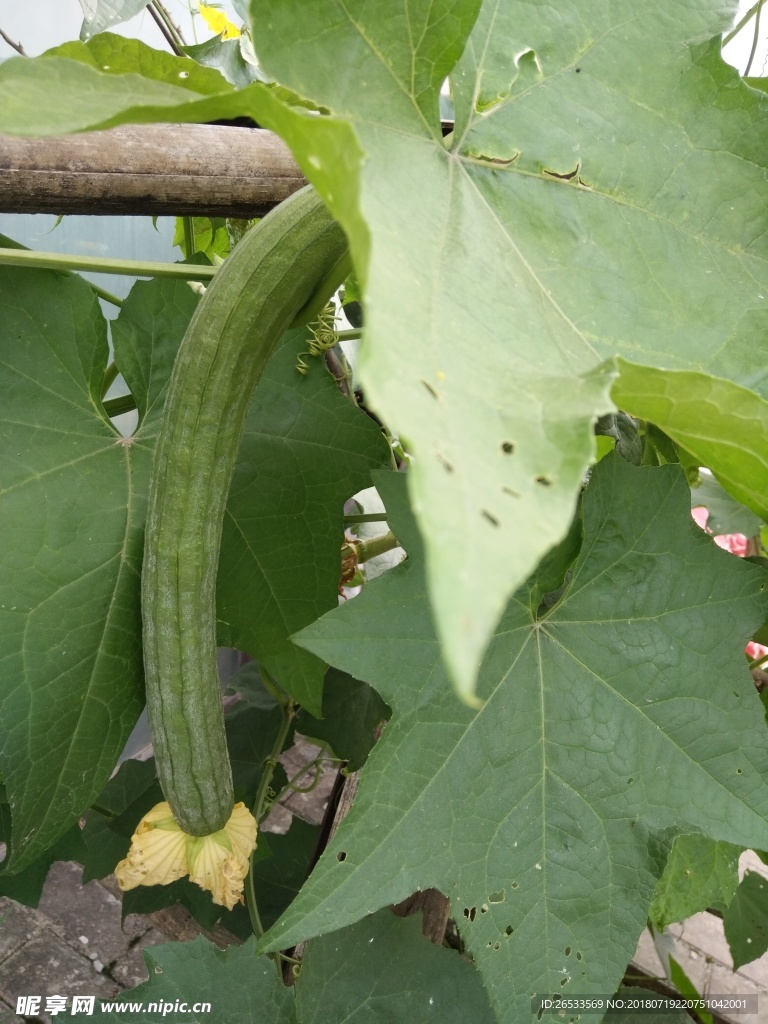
[263,457,768,1021]
[0,268,162,870]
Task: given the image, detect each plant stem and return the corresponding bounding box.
[101,362,120,400]
[182,216,196,257]
[147,2,187,55]
[245,691,296,954]
[745,0,766,75]
[0,247,216,282]
[337,328,362,342]
[343,512,389,525]
[87,283,124,308]
[0,235,124,306]
[103,394,137,418]
[724,0,764,46]
[749,652,768,671]
[352,530,400,563]
[147,4,181,53]
[154,1,187,46]
[0,28,25,55]
[252,704,296,825]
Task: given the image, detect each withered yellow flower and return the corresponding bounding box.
[115,801,257,910]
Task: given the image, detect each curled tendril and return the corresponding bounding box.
[296,302,339,375]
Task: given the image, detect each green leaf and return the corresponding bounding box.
[649,834,742,928]
[217,329,391,713]
[668,957,713,1024]
[0,268,174,871]
[2,6,768,693]
[295,909,495,1024]
[111,277,200,435]
[78,0,150,40]
[181,34,264,89]
[691,472,763,537]
[724,870,768,969]
[226,703,293,807]
[81,758,159,883]
[47,34,233,94]
[296,668,390,772]
[0,803,85,907]
[95,937,294,1023]
[120,875,238,933]
[263,457,768,1021]
[595,413,642,467]
[172,217,230,261]
[612,361,768,521]
[241,0,768,701]
[250,819,319,931]
[224,661,279,710]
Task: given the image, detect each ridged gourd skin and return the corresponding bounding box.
[142,186,349,835]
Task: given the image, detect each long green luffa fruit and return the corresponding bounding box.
[142,186,349,835]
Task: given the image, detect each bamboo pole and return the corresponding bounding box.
[0,123,307,217]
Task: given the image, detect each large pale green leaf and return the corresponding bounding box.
[231,0,768,701]
[613,362,768,520]
[261,458,768,1022]
[217,330,391,713]
[296,910,495,1024]
[0,269,182,871]
[649,834,742,928]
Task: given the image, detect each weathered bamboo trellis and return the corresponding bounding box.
[0,123,306,217]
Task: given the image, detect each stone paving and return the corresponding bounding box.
[0,862,166,1023]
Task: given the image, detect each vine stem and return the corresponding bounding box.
[723,0,765,46]
[153,1,187,46]
[147,1,187,55]
[182,217,196,257]
[0,235,124,306]
[0,28,25,55]
[101,362,120,401]
[245,680,296,956]
[0,247,216,282]
[349,530,400,563]
[103,394,135,418]
[744,0,766,75]
[147,4,181,54]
